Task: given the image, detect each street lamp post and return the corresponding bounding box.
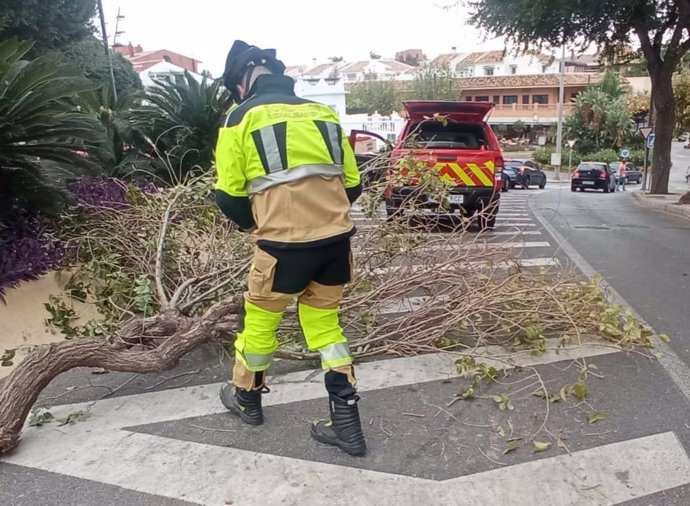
[554,43,566,181]
[532,113,538,144]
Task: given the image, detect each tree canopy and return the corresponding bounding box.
[0,0,97,52]
[346,73,400,115]
[61,36,143,96]
[466,0,690,193]
[409,64,460,101]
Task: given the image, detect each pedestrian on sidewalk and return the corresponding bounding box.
[213,40,367,456]
[616,158,628,191]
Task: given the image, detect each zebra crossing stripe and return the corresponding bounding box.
[370,257,559,276]
[4,345,687,506]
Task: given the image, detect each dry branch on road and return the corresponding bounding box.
[0,176,657,455]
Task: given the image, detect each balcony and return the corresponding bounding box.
[488,103,574,124]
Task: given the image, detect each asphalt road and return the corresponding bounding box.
[532,165,690,368]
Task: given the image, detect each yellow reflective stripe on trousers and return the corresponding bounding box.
[318,342,352,368]
[248,163,343,194]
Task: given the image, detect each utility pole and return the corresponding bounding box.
[554,43,566,181]
[97,0,118,103]
[113,7,125,47]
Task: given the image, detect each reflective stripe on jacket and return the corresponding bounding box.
[215,74,361,248]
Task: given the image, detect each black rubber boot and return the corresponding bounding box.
[220,372,269,426]
[311,376,367,456]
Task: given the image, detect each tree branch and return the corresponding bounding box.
[180,260,251,314]
[155,192,182,308]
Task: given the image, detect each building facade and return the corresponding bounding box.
[458,73,602,125]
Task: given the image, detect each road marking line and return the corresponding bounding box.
[371,257,559,275]
[445,431,690,506]
[355,242,551,254]
[6,347,686,506]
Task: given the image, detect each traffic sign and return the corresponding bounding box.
[620,149,630,159]
[567,139,577,148]
[639,126,654,139]
[647,133,655,149]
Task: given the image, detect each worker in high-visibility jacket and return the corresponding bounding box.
[214,40,366,456]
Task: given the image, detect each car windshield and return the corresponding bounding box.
[578,163,607,171]
[402,121,489,149]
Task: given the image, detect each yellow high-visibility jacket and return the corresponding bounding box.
[215,73,362,248]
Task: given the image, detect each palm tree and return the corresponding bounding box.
[79,84,143,177]
[0,38,104,219]
[128,72,232,184]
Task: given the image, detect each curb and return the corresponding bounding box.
[631,192,690,221]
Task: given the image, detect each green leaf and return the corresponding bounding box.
[532,441,552,453]
[587,412,606,424]
[497,425,506,437]
[659,334,671,344]
[491,394,503,403]
[28,408,54,427]
[532,389,547,399]
[503,440,521,454]
[56,410,91,426]
[570,381,588,400]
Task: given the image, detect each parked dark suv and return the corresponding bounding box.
[608,162,642,184]
[571,162,616,193]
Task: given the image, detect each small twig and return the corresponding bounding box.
[446,396,462,408]
[100,374,140,399]
[379,419,393,437]
[143,369,200,390]
[476,446,506,467]
[461,421,493,428]
[180,260,251,313]
[38,384,113,405]
[402,412,426,418]
[190,424,237,433]
[431,404,460,422]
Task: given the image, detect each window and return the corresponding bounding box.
[483,66,494,76]
[458,65,474,77]
[492,95,500,104]
[464,96,473,101]
[510,65,518,75]
[475,96,489,102]
[346,73,357,80]
[402,121,490,150]
[503,95,518,105]
[522,95,530,104]
[532,94,549,104]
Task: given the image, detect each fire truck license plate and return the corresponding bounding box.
[449,195,464,204]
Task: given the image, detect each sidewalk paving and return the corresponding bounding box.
[632,187,690,221]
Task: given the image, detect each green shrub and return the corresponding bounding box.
[584,149,620,163]
[628,150,646,166]
[532,148,553,165]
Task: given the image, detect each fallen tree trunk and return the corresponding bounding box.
[0,298,240,455]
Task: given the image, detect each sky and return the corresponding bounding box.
[100,0,507,76]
